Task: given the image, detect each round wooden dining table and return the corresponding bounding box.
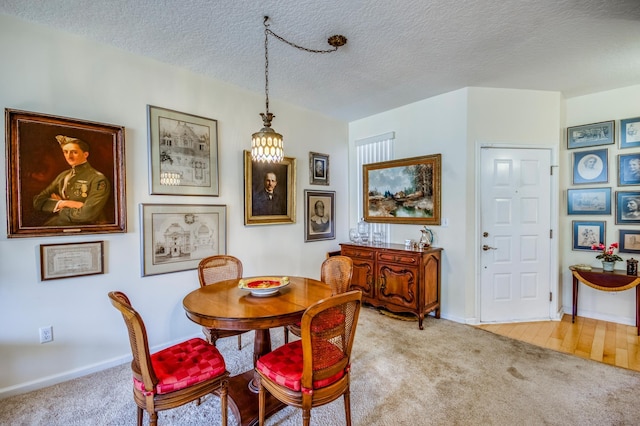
[183,276,332,426]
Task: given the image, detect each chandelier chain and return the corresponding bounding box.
[265,28,340,54]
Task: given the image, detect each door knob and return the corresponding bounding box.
[482,245,497,251]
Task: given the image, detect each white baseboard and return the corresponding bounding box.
[0,354,130,400]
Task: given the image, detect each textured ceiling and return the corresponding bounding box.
[2,0,640,121]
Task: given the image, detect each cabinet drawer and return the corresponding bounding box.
[377,252,419,265]
[342,247,375,260]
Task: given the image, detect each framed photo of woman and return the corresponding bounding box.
[304,190,335,242]
[572,149,608,185]
[618,153,640,186]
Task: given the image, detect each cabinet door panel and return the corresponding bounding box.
[378,264,417,308]
[351,259,375,298]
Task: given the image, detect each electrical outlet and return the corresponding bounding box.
[39,326,53,343]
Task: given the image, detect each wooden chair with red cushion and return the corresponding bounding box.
[285,255,353,343]
[108,291,230,426]
[256,290,362,426]
[198,255,249,350]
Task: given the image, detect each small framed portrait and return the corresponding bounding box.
[619,229,640,254]
[618,153,640,186]
[309,152,330,185]
[572,220,605,251]
[243,151,296,225]
[567,187,611,215]
[147,105,219,196]
[40,241,104,281]
[5,108,126,238]
[615,191,640,224]
[572,149,608,184]
[567,120,614,149]
[304,190,335,242]
[619,116,640,149]
[140,203,227,276]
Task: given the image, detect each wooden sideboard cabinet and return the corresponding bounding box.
[340,243,443,329]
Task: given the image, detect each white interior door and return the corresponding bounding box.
[480,147,551,322]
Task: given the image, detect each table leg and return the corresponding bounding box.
[572,276,578,323]
[225,329,284,426]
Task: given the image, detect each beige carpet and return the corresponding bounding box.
[2,305,640,425]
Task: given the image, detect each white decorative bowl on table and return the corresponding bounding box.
[238,276,290,297]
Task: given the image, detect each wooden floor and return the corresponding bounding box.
[476,314,640,372]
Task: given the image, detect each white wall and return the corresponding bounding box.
[561,85,640,324]
[349,87,562,323]
[0,15,348,396]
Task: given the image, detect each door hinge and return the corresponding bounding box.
[550,229,553,239]
[549,292,553,302]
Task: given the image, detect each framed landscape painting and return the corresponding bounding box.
[363,154,441,225]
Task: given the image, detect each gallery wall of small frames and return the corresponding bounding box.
[567,117,640,254]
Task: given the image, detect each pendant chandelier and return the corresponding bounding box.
[251,16,347,163]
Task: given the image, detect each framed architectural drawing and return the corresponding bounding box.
[243,151,296,225]
[147,105,219,196]
[40,241,104,281]
[5,108,126,238]
[140,203,227,276]
[363,154,441,225]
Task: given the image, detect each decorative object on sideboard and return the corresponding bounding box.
[419,226,433,249]
[591,241,623,272]
[251,16,347,163]
[357,217,370,244]
[627,258,638,276]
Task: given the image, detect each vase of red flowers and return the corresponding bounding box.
[591,242,623,272]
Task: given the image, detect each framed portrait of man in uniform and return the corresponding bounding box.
[243,150,296,226]
[5,109,126,238]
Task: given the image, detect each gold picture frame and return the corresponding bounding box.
[243,151,296,225]
[363,154,441,225]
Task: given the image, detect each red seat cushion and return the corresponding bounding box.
[256,340,346,391]
[134,338,226,395]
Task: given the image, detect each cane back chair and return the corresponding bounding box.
[257,290,362,426]
[108,291,229,426]
[285,255,353,343]
[198,255,249,350]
